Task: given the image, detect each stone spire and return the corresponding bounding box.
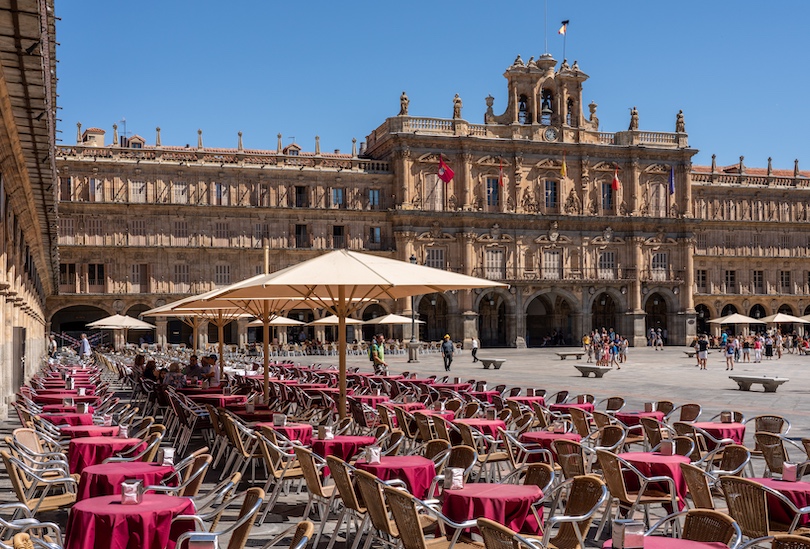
[738,156,745,174]
[767,157,772,176]
[197,129,203,149]
[155,127,161,147]
[112,124,119,147]
[795,159,800,177]
[352,138,357,157]
[76,122,81,143]
[711,154,716,173]
[238,131,243,151]
[315,135,320,155]
[277,133,283,153]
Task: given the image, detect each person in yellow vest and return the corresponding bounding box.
[371,333,388,375]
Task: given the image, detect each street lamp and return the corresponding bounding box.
[408,254,420,363]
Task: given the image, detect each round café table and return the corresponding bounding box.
[432,382,472,392]
[41,404,95,414]
[255,422,314,446]
[356,455,436,499]
[614,410,666,427]
[40,412,95,426]
[469,390,501,404]
[231,409,280,423]
[520,431,581,460]
[549,402,595,414]
[176,385,224,395]
[416,409,456,421]
[508,396,547,408]
[453,419,507,438]
[64,494,194,549]
[751,477,810,527]
[619,451,690,510]
[77,462,176,501]
[386,402,426,412]
[691,421,746,449]
[185,393,246,407]
[68,436,146,474]
[442,483,542,534]
[604,539,729,548]
[311,435,377,463]
[60,425,119,439]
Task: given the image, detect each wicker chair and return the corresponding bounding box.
[477,518,542,549]
[175,487,265,549]
[551,439,587,480]
[645,509,741,546]
[666,403,702,423]
[427,445,479,498]
[596,397,626,414]
[567,408,594,438]
[655,401,675,416]
[325,456,368,549]
[255,428,305,524]
[538,475,608,549]
[456,422,510,482]
[755,432,810,479]
[679,462,716,510]
[720,476,810,538]
[144,452,212,497]
[257,520,314,549]
[413,412,436,443]
[499,428,554,470]
[295,447,338,549]
[740,534,810,549]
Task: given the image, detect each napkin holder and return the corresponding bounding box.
[118,424,130,438]
[63,398,75,407]
[272,413,287,427]
[374,388,382,396]
[720,411,732,424]
[245,402,255,414]
[577,395,586,404]
[526,388,534,397]
[318,426,334,440]
[443,467,464,490]
[103,414,113,427]
[644,402,655,413]
[120,479,144,505]
[65,377,75,390]
[453,377,461,384]
[159,447,176,466]
[480,383,487,391]
[256,393,265,406]
[612,519,645,548]
[485,408,496,420]
[365,445,382,464]
[403,395,411,404]
[76,402,89,414]
[77,387,86,396]
[223,386,231,396]
[186,532,219,549]
[658,441,674,456]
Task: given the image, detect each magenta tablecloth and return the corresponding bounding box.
[356,456,436,499]
[453,419,507,438]
[254,422,314,446]
[417,409,456,421]
[619,452,690,510]
[520,431,582,460]
[604,539,728,548]
[37,388,97,396]
[549,402,595,414]
[353,395,391,406]
[614,411,666,427]
[508,396,547,408]
[69,437,146,474]
[442,483,542,534]
[231,409,279,423]
[65,494,194,549]
[311,435,377,462]
[33,393,100,405]
[691,422,746,449]
[469,390,501,404]
[752,477,810,527]
[77,462,176,501]
[60,425,119,439]
[432,383,472,392]
[185,393,246,407]
[40,412,95,426]
[386,402,427,412]
[41,404,95,413]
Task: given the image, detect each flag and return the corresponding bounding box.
[558,20,569,35]
[611,167,621,191]
[437,155,454,183]
[498,157,504,187]
[561,153,567,178]
[668,166,675,195]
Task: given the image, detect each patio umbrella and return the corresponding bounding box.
[308,314,364,325]
[363,313,425,325]
[707,313,765,325]
[200,249,507,418]
[86,314,156,349]
[247,315,306,348]
[759,313,810,324]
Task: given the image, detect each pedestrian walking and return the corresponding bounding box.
[441,334,454,371]
[470,337,479,363]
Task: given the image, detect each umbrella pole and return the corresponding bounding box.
[338,286,347,420]
[263,303,270,403]
[218,321,225,382]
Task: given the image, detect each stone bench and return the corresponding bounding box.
[684,350,696,358]
[556,351,585,360]
[729,375,789,393]
[480,358,505,370]
[575,365,612,378]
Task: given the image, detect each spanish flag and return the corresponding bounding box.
[558,20,569,35]
[561,153,567,178]
[612,166,621,191]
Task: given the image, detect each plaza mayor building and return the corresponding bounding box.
[49,53,810,351]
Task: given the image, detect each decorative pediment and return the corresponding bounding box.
[534,158,562,170]
[644,164,670,174]
[417,152,443,163]
[590,226,625,245]
[592,161,616,172]
[477,223,513,242]
[417,221,454,240]
[476,156,510,168]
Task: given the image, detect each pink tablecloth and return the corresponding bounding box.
[77,462,175,500]
[753,477,810,527]
[41,404,95,414]
[469,390,501,404]
[691,422,746,449]
[508,396,546,408]
[432,383,472,392]
[65,494,194,549]
[68,437,146,474]
[520,431,582,460]
[186,393,247,407]
[40,412,95,426]
[442,483,542,534]
[356,456,436,499]
[60,425,119,438]
[255,422,314,446]
[352,395,391,406]
[604,539,728,548]
[311,435,377,462]
[454,419,507,438]
[549,402,595,414]
[231,409,280,423]
[614,410,666,427]
[33,393,100,405]
[37,388,97,396]
[386,402,426,412]
[619,452,690,510]
[176,385,224,394]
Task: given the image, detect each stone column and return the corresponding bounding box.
[236,318,249,350]
[462,231,477,276]
[629,159,639,215]
[628,237,647,346]
[462,310,479,349]
[680,163,692,217]
[155,319,167,348]
[461,152,473,210]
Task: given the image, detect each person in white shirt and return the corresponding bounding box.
[79,333,92,357]
[471,337,479,363]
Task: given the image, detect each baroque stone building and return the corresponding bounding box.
[50,54,810,349]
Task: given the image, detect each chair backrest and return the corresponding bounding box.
[392,407,416,439]
[547,474,607,548]
[719,476,771,539]
[227,487,265,549]
[756,432,789,476]
[444,399,462,413]
[180,453,213,497]
[753,415,790,436]
[289,521,314,549]
[717,444,751,475]
[461,402,480,419]
[597,425,626,450]
[678,403,702,422]
[383,487,428,549]
[294,447,328,498]
[595,450,630,503]
[592,410,613,430]
[772,535,810,549]
[423,439,451,463]
[376,405,394,430]
[354,469,396,538]
[568,408,592,437]
[672,436,696,458]
[681,509,738,544]
[412,413,434,442]
[326,456,364,513]
[456,422,479,449]
[432,416,454,443]
[477,517,519,549]
[553,439,586,479]
[523,463,555,493]
[656,400,674,416]
[680,462,715,510]
[382,429,405,456]
[447,445,477,480]
[603,397,625,413]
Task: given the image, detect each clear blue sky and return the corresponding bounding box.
[55,1,809,170]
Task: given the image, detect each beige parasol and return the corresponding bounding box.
[86,314,156,348]
[759,313,810,324]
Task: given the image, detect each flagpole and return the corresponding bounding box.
[563,29,566,61]
[544,0,548,53]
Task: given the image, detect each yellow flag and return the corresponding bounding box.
[561,153,567,177]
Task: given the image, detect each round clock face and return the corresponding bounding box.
[544,127,558,141]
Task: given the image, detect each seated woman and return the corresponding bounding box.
[164,362,187,388]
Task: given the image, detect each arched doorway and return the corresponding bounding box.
[50,305,112,350]
[749,304,767,321]
[525,294,574,347]
[644,293,668,342]
[207,320,238,346]
[721,304,737,316]
[777,304,796,335]
[362,304,389,341]
[478,292,507,347]
[592,293,617,333]
[126,304,153,345]
[167,319,192,346]
[418,294,449,342]
[695,304,711,335]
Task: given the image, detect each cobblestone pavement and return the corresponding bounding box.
[2,345,805,548]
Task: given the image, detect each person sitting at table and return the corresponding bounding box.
[185,354,204,380]
[143,360,160,382]
[163,362,187,388]
[201,354,221,386]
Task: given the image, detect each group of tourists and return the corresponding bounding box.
[130,352,221,388]
[582,329,629,368]
[691,330,810,370]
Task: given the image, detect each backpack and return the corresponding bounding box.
[369,344,375,361]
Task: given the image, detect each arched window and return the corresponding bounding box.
[518,94,529,124]
[566,98,575,126]
[650,182,667,217]
[540,89,553,125]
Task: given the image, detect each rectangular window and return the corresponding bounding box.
[172,181,188,204]
[59,263,76,286]
[601,182,614,211]
[369,227,381,245]
[86,218,103,246]
[696,233,707,250]
[544,180,558,211]
[213,182,229,206]
[253,223,269,247]
[724,232,735,249]
[542,250,562,280]
[214,222,229,246]
[129,180,146,203]
[59,218,75,245]
[695,269,707,293]
[332,226,346,249]
[173,264,190,294]
[88,264,104,287]
[598,251,616,280]
[369,189,381,209]
[752,232,761,250]
[781,270,791,292]
[59,176,72,201]
[725,270,737,293]
[89,178,104,202]
[294,186,308,208]
[484,249,506,279]
[332,188,345,208]
[130,264,147,293]
[424,175,443,211]
[752,270,764,294]
[295,224,309,248]
[780,234,791,249]
[650,252,667,281]
[215,265,230,286]
[173,220,189,246]
[486,178,500,208]
[129,219,146,246]
[425,248,445,270]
